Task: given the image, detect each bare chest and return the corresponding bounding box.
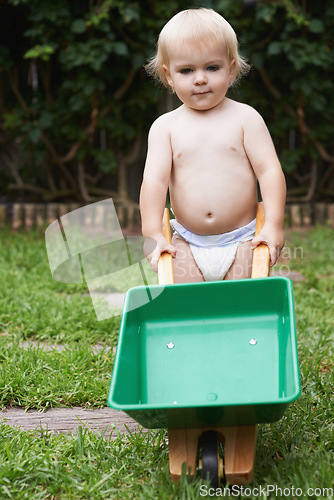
[170,117,246,164]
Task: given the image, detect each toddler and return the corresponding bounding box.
[140,8,286,283]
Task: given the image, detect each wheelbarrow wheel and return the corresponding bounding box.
[200,430,225,487]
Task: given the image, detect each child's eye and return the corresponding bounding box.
[207,65,220,72]
[180,68,192,74]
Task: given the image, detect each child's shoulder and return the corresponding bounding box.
[228,99,265,124]
[148,107,182,136]
[228,98,262,116]
[152,106,181,124]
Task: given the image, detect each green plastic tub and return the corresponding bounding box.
[108,277,300,428]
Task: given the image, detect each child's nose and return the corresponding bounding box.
[194,70,207,85]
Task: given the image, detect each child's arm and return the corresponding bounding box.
[243,106,286,266]
[140,116,176,272]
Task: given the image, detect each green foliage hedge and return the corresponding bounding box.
[0,0,333,203]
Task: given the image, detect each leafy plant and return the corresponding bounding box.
[0,0,334,205]
[0,0,178,205]
[227,0,334,202]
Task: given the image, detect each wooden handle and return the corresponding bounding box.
[251,202,270,279]
[158,208,174,285]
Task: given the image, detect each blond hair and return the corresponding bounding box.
[146,8,250,89]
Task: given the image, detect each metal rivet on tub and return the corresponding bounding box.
[249,339,257,345]
[167,342,175,349]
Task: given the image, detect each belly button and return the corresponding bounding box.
[207,212,213,219]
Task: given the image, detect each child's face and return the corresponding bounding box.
[163,41,235,111]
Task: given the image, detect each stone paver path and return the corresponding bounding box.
[0,406,144,438]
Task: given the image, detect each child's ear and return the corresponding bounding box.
[163,65,174,91]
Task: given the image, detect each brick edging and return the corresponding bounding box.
[285,202,334,227]
[0,202,333,232]
[0,202,141,232]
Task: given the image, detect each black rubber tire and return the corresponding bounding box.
[201,430,220,487]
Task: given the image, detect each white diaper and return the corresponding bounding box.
[170,218,256,281]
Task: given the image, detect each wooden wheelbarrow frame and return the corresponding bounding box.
[158,202,270,485]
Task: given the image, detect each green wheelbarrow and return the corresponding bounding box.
[107,204,300,486]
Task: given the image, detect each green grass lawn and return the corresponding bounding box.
[0,229,121,344]
[0,225,333,498]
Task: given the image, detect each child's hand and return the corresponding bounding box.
[144,235,176,273]
[251,225,285,267]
